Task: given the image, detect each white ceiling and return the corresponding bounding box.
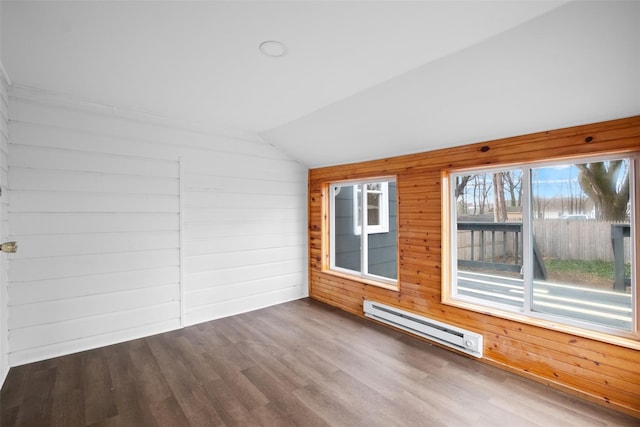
[2,1,639,167]
[265,1,640,167]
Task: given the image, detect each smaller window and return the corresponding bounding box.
[329,177,398,286]
[353,182,390,235]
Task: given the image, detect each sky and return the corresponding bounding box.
[457,159,629,203]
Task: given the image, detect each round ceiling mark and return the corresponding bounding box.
[259,41,287,58]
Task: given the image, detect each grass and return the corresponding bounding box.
[544,259,631,284]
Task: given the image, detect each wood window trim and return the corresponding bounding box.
[440,296,640,351]
[321,178,400,292]
[321,269,399,292]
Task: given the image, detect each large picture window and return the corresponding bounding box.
[330,177,397,287]
[444,155,638,337]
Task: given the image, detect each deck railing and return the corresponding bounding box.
[457,221,631,289]
[611,224,631,291]
[457,221,547,279]
[457,221,523,273]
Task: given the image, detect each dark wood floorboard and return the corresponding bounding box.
[1,298,638,426]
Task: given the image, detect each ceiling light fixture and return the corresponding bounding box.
[259,40,287,58]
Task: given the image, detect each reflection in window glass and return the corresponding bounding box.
[367,183,383,227]
[354,183,388,234]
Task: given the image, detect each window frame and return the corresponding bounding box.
[328,176,398,290]
[441,153,639,345]
[353,181,390,235]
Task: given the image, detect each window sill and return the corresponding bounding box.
[441,297,640,351]
[323,269,399,292]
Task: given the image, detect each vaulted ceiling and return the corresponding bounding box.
[2,1,639,167]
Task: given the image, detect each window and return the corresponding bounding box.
[444,155,638,338]
[330,177,397,286]
[353,182,389,235]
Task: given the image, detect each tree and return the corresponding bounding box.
[455,176,471,198]
[492,173,508,222]
[562,169,587,216]
[455,176,472,214]
[576,161,629,221]
[502,171,521,207]
[472,174,492,215]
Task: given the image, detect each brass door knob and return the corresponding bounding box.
[1,242,17,253]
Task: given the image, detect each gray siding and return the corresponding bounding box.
[334,182,397,279]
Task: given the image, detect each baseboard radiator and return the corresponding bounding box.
[363,300,483,358]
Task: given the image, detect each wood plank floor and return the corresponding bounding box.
[1,298,637,426]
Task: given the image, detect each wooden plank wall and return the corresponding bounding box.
[6,86,308,367]
[308,116,640,418]
[0,66,10,385]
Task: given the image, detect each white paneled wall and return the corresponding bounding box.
[7,87,308,366]
[181,156,307,325]
[0,66,10,384]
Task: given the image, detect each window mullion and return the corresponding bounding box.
[521,167,533,315]
[632,157,639,335]
[360,184,369,276]
[330,185,337,271]
[450,175,459,298]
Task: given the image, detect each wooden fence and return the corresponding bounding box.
[533,220,630,262]
[457,220,631,263]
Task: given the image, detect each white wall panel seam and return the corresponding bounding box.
[8,267,180,306]
[9,86,264,145]
[9,120,287,162]
[9,141,180,165]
